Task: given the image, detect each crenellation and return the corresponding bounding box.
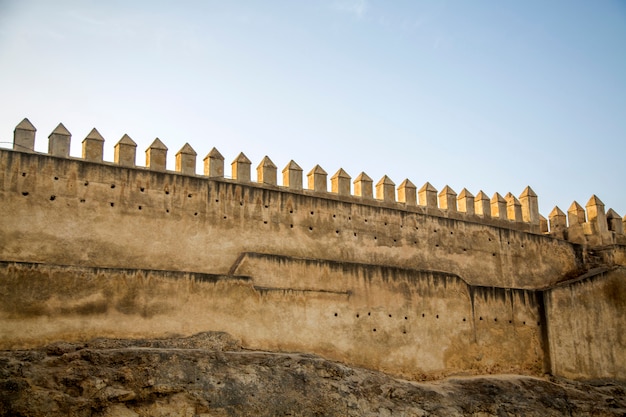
[175,143,197,175]
[282,160,303,190]
[490,193,507,220]
[257,156,278,185]
[13,118,36,152]
[564,201,587,244]
[397,179,416,206]
[114,134,137,167]
[438,185,457,212]
[307,165,327,192]
[375,175,395,202]
[519,186,539,226]
[586,195,608,232]
[567,201,586,225]
[457,188,474,215]
[48,123,71,157]
[204,147,224,178]
[232,152,252,182]
[549,206,567,232]
[5,118,625,243]
[418,182,437,208]
[146,138,168,171]
[331,168,351,195]
[82,128,105,162]
[606,209,623,235]
[475,191,490,217]
[585,195,611,245]
[353,172,373,199]
[538,195,626,246]
[505,193,522,222]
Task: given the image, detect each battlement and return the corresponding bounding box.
[9,118,625,244]
[547,197,626,246]
[2,118,626,382]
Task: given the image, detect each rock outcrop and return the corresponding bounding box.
[1,332,624,416]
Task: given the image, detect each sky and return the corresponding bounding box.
[0,0,625,219]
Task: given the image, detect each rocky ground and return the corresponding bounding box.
[1,332,625,417]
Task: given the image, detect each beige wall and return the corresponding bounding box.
[1,149,624,381]
[0,260,546,380]
[0,150,580,289]
[545,267,626,380]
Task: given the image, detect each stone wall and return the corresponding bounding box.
[0,149,580,289]
[0,260,546,380]
[545,267,626,380]
[1,119,625,382]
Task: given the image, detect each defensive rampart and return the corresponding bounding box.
[1,119,625,380]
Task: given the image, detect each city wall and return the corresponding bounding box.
[545,267,626,380]
[0,259,547,380]
[1,147,582,289]
[1,119,625,381]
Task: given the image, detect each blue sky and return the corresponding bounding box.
[1,1,625,219]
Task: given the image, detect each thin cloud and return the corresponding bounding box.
[332,0,368,19]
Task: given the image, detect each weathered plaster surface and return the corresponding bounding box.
[0,147,624,381]
[0,150,579,289]
[0,261,545,379]
[546,267,626,380]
